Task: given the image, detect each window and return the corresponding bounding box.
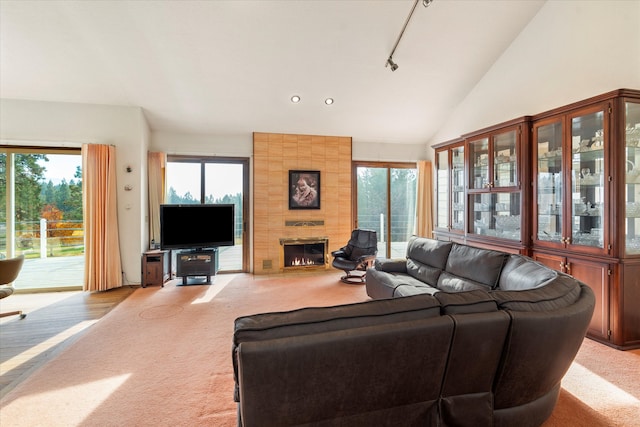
[354,162,417,258]
[1,148,83,291]
[166,156,249,272]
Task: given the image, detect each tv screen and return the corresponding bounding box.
[160,204,235,250]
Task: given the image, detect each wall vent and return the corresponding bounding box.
[262,259,273,269]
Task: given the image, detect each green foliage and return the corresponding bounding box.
[1,153,83,224]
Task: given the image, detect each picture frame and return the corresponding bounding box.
[289,170,320,209]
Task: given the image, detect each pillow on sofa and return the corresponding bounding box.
[445,244,507,289]
[491,274,582,312]
[498,255,557,291]
[435,290,498,315]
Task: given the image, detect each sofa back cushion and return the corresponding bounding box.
[232,294,442,401]
[435,290,498,314]
[405,237,453,286]
[441,244,507,290]
[498,255,557,291]
[491,274,582,312]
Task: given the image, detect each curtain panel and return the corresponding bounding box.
[82,144,123,291]
[147,152,166,247]
[416,160,434,238]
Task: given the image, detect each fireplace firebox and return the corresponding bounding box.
[279,237,328,270]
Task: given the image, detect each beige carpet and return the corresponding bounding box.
[0,272,638,426]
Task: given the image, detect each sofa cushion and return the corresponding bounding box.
[498,255,557,291]
[374,258,408,273]
[491,274,582,312]
[233,294,442,401]
[406,236,453,269]
[407,258,444,287]
[435,290,498,315]
[444,244,507,289]
[437,272,493,293]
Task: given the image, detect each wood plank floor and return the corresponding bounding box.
[0,286,136,398]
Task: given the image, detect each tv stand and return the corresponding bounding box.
[176,248,218,285]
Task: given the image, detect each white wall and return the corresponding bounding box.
[0,98,148,285]
[429,0,640,148]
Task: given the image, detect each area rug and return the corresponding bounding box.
[0,272,638,426]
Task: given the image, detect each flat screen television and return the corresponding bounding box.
[160,204,235,250]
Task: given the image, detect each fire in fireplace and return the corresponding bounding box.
[280,237,328,270]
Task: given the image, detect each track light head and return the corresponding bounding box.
[422,0,433,7]
[386,57,399,71]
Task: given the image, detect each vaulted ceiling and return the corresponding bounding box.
[0,0,545,145]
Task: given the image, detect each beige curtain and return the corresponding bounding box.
[148,152,166,247]
[82,144,123,291]
[416,160,434,238]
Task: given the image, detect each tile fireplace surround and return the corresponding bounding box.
[253,132,353,274]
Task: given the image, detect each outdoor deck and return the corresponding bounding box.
[12,245,244,292]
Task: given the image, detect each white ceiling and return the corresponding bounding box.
[0,0,545,145]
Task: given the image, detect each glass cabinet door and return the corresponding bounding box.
[436,150,449,230]
[469,137,490,190]
[471,192,521,240]
[451,146,465,231]
[625,101,640,255]
[493,130,518,188]
[535,120,564,244]
[570,108,605,249]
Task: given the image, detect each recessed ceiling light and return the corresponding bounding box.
[324,98,334,105]
[291,95,301,103]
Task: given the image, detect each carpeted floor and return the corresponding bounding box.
[0,272,638,426]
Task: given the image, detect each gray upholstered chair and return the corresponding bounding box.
[0,254,26,319]
[331,229,377,284]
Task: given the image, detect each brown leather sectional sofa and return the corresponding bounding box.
[232,236,595,427]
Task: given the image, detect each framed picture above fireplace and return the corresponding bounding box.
[289,170,320,209]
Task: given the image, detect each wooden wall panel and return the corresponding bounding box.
[253,132,352,274]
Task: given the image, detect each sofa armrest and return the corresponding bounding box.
[374,258,408,273]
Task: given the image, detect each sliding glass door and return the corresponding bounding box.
[354,162,417,258]
[166,156,248,272]
[1,148,83,291]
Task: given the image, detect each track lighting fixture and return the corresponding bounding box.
[385,0,433,71]
[386,57,399,72]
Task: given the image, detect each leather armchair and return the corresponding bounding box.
[331,229,377,284]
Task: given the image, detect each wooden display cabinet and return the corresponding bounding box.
[531,89,640,349]
[464,117,531,254]
[533,251,612,342]
[433,138,465,240]
[432,88,640,349]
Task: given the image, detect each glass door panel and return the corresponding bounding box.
[356,167,388,257]
[1,150,83,291]
[390,168,417,257]
[493,130,517,188]
[469,137,490,190]
[355,165,417,258]
[570,110,605,249]
[625,101,640,254]
[166,157,248,272]
[451,146,465,231]
[166,162,202,204]
[204,163,244,271]
[436,150,449,230]
[471,192,521,240]
[536,121,564,243]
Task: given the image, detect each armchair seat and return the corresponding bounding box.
[331,229,377,284]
